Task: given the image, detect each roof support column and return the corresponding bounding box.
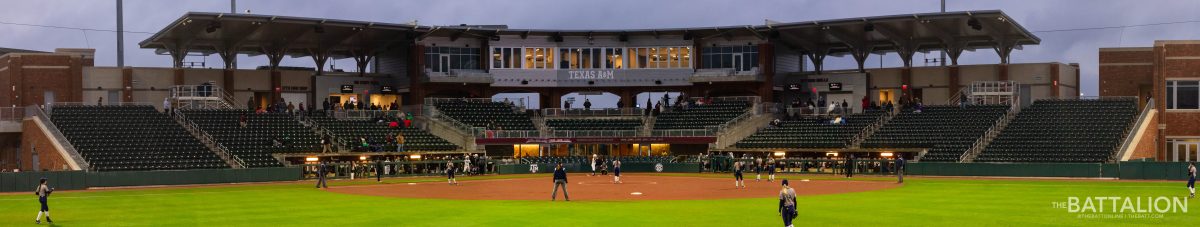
[806,49,828,74]
[944,43,965,65]
[262,47,286,105]
[350,49,374,77]
[307,49,330,76]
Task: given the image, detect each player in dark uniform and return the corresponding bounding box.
[755,157,763,181]
[778,179,797,227]
[447,162,458,185]
[1188,162,1196,198]
[734,161,745,189]
[34,177,53,224]
[612,159,623,184]
[767,157,777,182]
[315,161,328,189]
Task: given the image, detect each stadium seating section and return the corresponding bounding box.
[307,113,458,151]
[735,110,885,149]
[861,105,1009,162]
[653,101,750,130]
[976,99,1137,163]
[51,105,229,171]
[546,118,643,130]
[181,110,320,167]
[432,100,535,130]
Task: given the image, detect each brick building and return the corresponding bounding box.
[1100,41,1200,162]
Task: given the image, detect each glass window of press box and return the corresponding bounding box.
[1167,80,1200,109]
[629,47,691,69]
[425,47,481,72]
[492,47,555,69]
[701,45,758,71]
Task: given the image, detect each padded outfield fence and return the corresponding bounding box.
[0,167,300,192]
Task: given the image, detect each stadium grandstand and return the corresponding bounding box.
[0,9,1161,178]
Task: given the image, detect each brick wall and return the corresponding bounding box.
[19,118,70,171]
[1129,113,1158,160]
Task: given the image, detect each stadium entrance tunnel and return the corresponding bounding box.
[325,174,898,201]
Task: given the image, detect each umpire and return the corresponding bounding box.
[315,161,328,189]
[895,155,906,184]
[551,163,569,201]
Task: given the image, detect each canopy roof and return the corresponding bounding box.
[139,10,1038,65]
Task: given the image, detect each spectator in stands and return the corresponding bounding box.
[395,132,405,152]
[359,137,369,152]
[98,96,103,106]
[287,102,295,114]
[960,93,969,109]
[248,97,255,111]
[323,99,330,111]
[551,163,569,201]
[914,100,924,113]
[239,114,248,128]
[299,102,306,114]
[163,98,172,116]
[583,99,592,110]
[841,100,849,114]
[770,118,783,128]
[563,100,570,109]
[321,135,332,153]
[617,100,624,108]
[861,97,869,112]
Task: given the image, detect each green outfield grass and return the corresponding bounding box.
[0,173,1195,226]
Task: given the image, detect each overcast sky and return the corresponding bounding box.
[2,0,1199,98]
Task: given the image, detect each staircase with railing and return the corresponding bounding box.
[959,105,1019,163]
[848,109,897,149]
[28,106,90,171]
[1114,99,1154,162]
[172,109,245,168]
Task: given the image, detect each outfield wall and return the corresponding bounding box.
[0,167,301,192]
[908,162,1191,180]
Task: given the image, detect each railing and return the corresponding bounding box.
[0,107,24,121]
[651,128,715,137]
[1042,96,1138,101]
[338,110,406,119]
[171,85,236,109]
[849,110,895,148]
[1114,98,1154,162]
[960,105,1018,163]
[542,108,644,117]
[548,130,639,138]
[28,105,90,171]
[53,102,153,107]
[690,96,761,104]
[424,97,494,105]
[174,109,245,168]
[477,130,540,138]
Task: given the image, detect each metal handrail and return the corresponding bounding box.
[28,105,90,171]
[651,128,714,137]
[477,130,540,138]
[1114,98,1153,162]
[0,107,24,121]
[960,105,1018,162]
[542,108,645,117]
[175,109,246,168]
[53,102,153,107]
[548,130,639,138]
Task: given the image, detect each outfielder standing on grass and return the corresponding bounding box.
[34,177,54,224]
[778,179,797,227]
[612,159,622,184]
[734,160,745,189]
[1188,162,1196,198]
